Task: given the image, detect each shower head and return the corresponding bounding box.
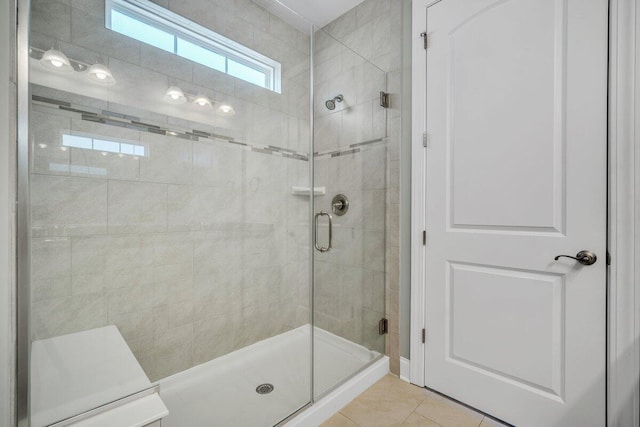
[325,94,344,110]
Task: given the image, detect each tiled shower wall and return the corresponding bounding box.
[29,0,311,381]
[314,0,402,373]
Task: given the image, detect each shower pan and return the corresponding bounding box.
[16,0,390,425]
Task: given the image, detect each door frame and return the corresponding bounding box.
[409,0,640,426]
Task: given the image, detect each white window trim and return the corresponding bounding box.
[105,0,282,93]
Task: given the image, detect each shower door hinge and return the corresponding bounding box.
[380,91,390,108]
[378,318,389,335]
[422,328,426,343]
[423,132,428,147]
[420,32,428,49]
[422,230,426,245]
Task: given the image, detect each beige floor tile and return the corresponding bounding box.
[400,411,443,426]
[340,375,430,427]
[479,417,510,427]
[414,393,483,427]
[321,412,360,427]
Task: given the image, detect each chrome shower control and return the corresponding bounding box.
[331,194,349,216]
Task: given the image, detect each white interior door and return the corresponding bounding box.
[417,0,608,426]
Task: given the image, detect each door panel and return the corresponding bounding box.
[449,0,560,231]
[448,262,564,397]
[423,0,607,425]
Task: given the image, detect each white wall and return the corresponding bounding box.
[609,0,640,425]
[0,0,17,424]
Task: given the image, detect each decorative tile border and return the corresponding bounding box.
[32,95,311,161]
[31,95,388,162]
[313,137,388,159]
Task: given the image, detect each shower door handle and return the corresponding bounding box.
[314,211,332,253]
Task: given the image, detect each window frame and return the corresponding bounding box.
[105,0,282,93]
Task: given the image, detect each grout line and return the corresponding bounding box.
[337,410,361,426]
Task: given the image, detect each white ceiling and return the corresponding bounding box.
[253,0,365,32]
[276,0,365,28]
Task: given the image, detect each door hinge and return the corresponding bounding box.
[422,230,426,245]
[606,251,611,266]
[379,91,390,108]
[423,132,428,147]
[420,32,428,49]
[378,318,388,335]
[421,328,426,343]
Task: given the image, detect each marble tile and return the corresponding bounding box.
[31,110,71,176]
[32,0,71,42]
[251,106,288,148]
[31,237,72,302]
[372,15,392,65]
[103,234,154,273]
[244,151,288,192]
[341,102,374,147]
[106,282,157,315]
[108,309,154,341]
[414,394,484,427]
[153,268,194,307]
[192,318,237,365]
[167,0,219,30]
[147,324,194,381]
[356,63,386,105]
[69,0,103,18]
[342,45,368,73]
[104,267,154,293]
[167,185,216,231]
[107,181,168,233]
[191,142,245,190]
[139,45,193,81]
[31,175,108,237]
[150,234,193,266]
[192,64,235,96]
[324,8,358,42]
[153,299,194,334]
[343,22,374,62]
[356,0,376,28]
[31,293,108,340]
[315,113,342,152]
[70,7,141,64]
[70,148,140,181]
[139,133,192,185]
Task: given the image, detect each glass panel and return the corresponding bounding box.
[227,59,268,88]
[176,38,226,73]
[27,0,312,425]
[110,9,175,53]
[312,26,387,398]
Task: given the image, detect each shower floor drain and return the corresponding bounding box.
[256,383,274,395]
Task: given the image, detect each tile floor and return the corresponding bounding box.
[321,375,509,427]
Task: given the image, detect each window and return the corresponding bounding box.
[105,0,282,93]
[63,133,146,157]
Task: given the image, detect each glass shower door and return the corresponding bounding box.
[312,26,388,398]
[22,0,314,426]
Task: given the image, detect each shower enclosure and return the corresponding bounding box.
[18,0,390,425]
